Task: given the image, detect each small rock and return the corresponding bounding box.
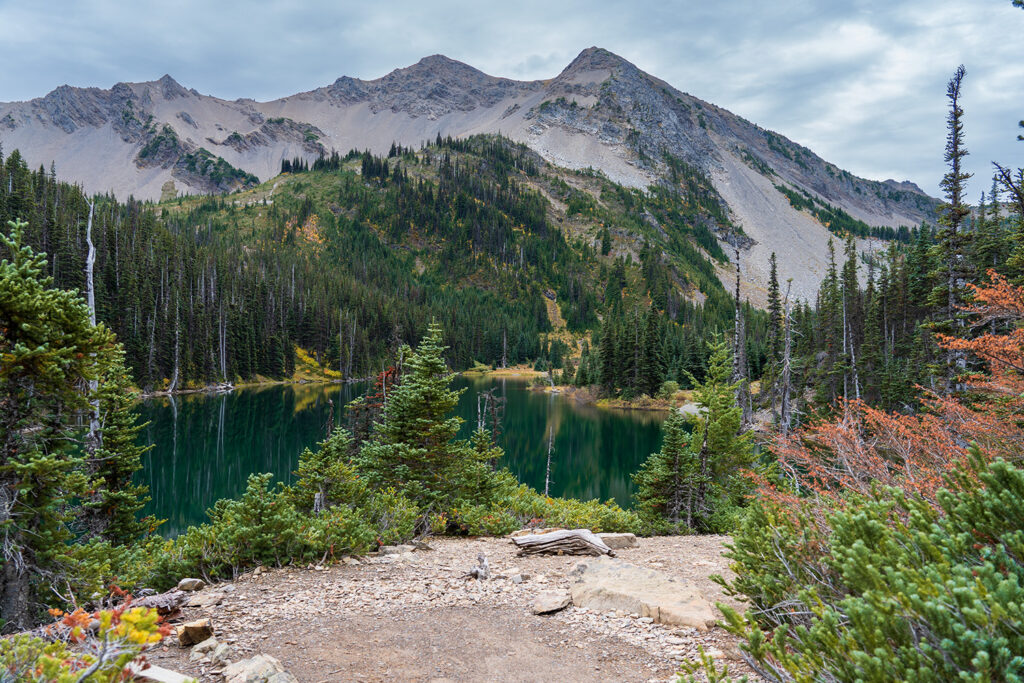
[342,557,359,565]
[533,591,572,615]
[223,654,297,683]
[597,533,639,549]
[721,643,744,661]
[187,591,224,608]
[192,636,219,655]
[177,578,205,592]
[380,544,415,555]
[210,642,233,667]
[511,574,524,584]
[176,618,214,646]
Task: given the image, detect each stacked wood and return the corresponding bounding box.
[511,529,615,557]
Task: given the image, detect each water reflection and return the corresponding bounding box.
[137,378,665,536]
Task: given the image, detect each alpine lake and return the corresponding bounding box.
[136,376,666,537]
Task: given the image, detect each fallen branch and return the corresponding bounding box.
[511,529,615,557]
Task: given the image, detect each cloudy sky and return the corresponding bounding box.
[1,0,1022,197]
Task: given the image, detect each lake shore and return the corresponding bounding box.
[532,383,690,413]
[136,373,374,400]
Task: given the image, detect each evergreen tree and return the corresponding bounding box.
[930,65,973,392]
[766,252,783,364]
[77,349,155,545]
[638,308,665,396]
[631,410,695,532]
[355,323,493,512]
[292,427,358,513]
[634,339,754,533]
[687,339,755,531]
[0,220,144,628]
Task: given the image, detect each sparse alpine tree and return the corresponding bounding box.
[930,64,973,393]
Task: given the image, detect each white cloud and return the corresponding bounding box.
[0,0,1021,195]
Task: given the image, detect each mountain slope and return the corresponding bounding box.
[0,48,939,298]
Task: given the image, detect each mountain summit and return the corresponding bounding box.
[0,48,937,296]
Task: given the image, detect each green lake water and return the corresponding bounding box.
[136,377,666,536]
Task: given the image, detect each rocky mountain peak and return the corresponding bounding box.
[380,53,503,88]
[558,47,634,79]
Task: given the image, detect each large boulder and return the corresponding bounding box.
[569,557,716,630]
[223,654,297,683]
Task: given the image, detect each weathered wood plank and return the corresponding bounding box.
[511,529,615,557]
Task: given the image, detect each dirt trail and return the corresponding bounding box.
[149,535,754,682]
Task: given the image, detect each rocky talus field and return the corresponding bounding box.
[148,534,757,683]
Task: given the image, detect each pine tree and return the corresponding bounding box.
[77,349,155,545]
[631,410,695,532]
[598,318,618,393]
[930,65,974,393]
[688,339,755,530]
[635,339,754,532]
[638,308,665,396]
[292,427,358,513]
[0,220,125,628]
[355,323,492,511]
[766,252,783,364]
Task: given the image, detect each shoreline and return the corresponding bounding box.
[134,368,693,416]
[530,383,688,413]
[136,375,368,400]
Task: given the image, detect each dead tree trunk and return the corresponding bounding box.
[544,427,554,497]
[84,200,100,444]
[780,280,795,436]
[731,236,751,426]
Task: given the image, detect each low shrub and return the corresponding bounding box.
[708,453,1024,682]
[656,380,680,400]
[0,603,169,682]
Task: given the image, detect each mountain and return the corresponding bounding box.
[0,47,938,298]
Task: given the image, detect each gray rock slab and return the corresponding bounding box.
[569,557,716,630]
[597,532,639,549]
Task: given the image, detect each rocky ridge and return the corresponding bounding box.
[0,48,938,296]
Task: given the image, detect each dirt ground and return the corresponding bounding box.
[147,535,754,682]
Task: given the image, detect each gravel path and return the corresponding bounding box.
[148,535,755,682]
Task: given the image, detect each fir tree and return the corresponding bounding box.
[0,220,139,628]
[638,308,666,397]
[930,65,973,392]
[766,252,783,364]
[634,339,754,532]
[77,349,155,545]
[355,323,493,512]
[631,410,695,532]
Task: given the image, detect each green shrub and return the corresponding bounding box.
[656,380,679,399]
[135,473,379,586]
[489,473,642,533]
[358,487,419,546]
[713,454,1024,682]
[451,502,520,536]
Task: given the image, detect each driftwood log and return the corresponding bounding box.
[512,529,615,557]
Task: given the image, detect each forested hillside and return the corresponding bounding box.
[0,135,748,392]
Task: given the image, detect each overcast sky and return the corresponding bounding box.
[1,0,1022,198]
